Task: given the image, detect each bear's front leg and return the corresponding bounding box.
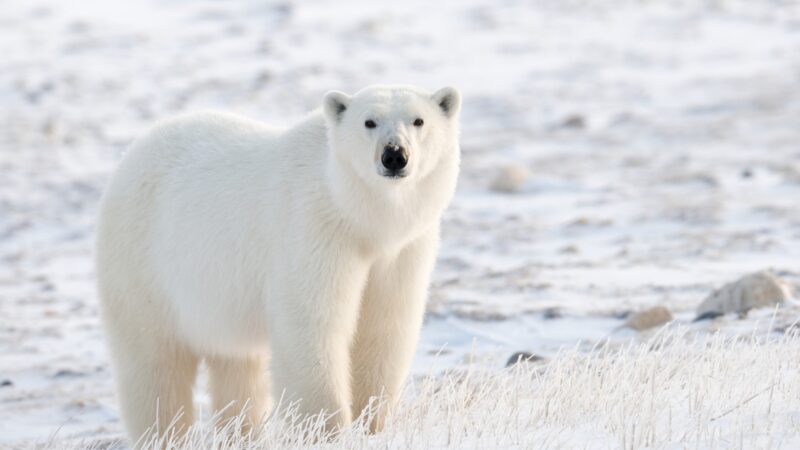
[350,228,439,432]
[268,244,369,436]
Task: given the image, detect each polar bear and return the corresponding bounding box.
[95,85,461,442]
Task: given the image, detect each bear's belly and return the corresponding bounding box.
[148,184,278,356]
[172,288,270,356]
[151,227,273,356]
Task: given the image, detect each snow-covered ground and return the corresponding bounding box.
[1,0,799,447]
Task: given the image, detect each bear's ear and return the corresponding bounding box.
[322,90,351,123]
[431,87,461,118]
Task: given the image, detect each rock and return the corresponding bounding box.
[614,310,633,320]
[559,114,586,129]
[623,306,673,331]
[696,271,792,318]
[53,369,85,378]
[692,311,723,322]
[505,351,545,367]
[559,244,579,254]
[0,379,12,387]
[490,164,528,193]
[542,307,562,320]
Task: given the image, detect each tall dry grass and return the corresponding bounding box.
[43,325,800,449]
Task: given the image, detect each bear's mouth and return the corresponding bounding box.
[381,169,408,179]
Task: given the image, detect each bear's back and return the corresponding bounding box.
[96,111,329,353]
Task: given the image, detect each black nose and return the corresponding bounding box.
[381,145,408,171]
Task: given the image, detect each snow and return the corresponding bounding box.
[1,0,799,447]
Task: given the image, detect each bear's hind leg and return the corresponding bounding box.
[110,333,199,445]
[207,353,270,433]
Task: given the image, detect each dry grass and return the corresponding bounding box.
[42,325,800,449]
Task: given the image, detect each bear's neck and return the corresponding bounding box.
[323,140,458,256]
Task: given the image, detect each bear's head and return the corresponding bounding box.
[322,85,461,185]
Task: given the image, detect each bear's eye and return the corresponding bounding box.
[365,120,376,129]
[413,118,424,127]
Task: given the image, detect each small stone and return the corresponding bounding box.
[693,311,723,322]
[623,306,673,331]
[614,310,633,320]
[568,217,590,227]
[559,245,579,254]
[66,399,87,410]
[542,307,562,320]
[253,71,271,88]
[505,351,544,367]
[696,270,792,318]
[0,379,12,387]
[490,164,528,193]
[427,348,451,356]
[455,310,507,321]
[54,369,85,378]
[559,114,586,129]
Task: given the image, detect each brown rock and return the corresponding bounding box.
[624,306,673,331]
[490,164,528,193]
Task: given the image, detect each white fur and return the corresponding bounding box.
[95,85,461,442]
